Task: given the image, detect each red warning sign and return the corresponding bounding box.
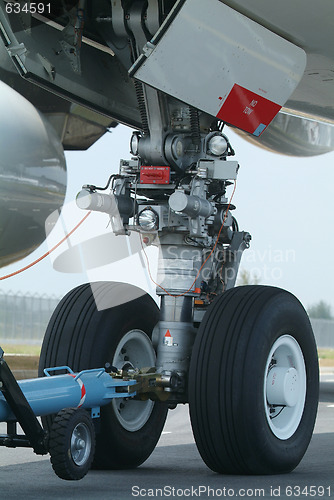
[163,329,173,347]
[216,84,281,136]
[140,166,171,184]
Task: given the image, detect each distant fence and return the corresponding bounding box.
[310,319,334,349]
[0,290,60,345]
[0,290,334,348]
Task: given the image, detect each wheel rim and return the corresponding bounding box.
[264,334,307,440]
[70,422,92,466]
[112,329,156,432]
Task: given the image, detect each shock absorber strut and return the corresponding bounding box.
[153,231,201,397]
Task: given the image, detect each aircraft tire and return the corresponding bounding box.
[39,282,168,469]
[188,285,319,474]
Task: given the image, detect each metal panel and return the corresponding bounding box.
[132,0,306,136]
[0,3,141,128]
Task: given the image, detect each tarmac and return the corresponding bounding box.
[0,366,333,500]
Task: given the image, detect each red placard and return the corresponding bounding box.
[216,84,281,136]
[140,166,171,184]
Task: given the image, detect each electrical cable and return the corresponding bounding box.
[270,406,286,419]
[0,211,92,281]
[84,174,118,192]
[140,180,237,298]
[74,2,85,49]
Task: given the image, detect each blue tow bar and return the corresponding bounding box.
[0,366,137,422]
[0,347,140,480]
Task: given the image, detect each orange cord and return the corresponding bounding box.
[1,181,236,287]
[140,181,237,297]
[0,211,92,281]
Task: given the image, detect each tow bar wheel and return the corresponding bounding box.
[189,285,319,475]
[49,408,95,481]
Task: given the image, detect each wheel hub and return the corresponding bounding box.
[112,329,156,432]
[70,423,91,466]
[75,438,86,450]
[263,334,307,440]
[266,366,299,407]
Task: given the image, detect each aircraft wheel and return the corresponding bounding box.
[49,408,95,481]
[39,282,168,469]
[188,285,319,474]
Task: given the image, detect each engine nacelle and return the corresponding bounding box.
[233,112,334,157]
[0,81,67,268]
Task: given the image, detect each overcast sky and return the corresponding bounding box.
[1,124,334,313]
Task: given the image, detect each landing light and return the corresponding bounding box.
[208,134,228,156]
[138,208,159,231]
[130,132,140,156]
